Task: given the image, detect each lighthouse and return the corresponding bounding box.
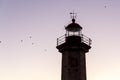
[56,13,92,80]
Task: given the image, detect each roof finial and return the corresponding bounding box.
[70,11,77,23]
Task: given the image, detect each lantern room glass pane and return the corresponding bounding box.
[66,31,80,36]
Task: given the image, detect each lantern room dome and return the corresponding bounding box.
[65,19,82,32]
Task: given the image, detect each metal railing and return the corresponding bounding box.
[81,34,92,46]
[57,34,66,46]
[57,34,92,46]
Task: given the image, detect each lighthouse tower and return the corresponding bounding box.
[56,13,92,80]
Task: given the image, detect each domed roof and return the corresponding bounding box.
[65,19,82,32]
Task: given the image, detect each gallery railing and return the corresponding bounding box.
[57,34,92,46]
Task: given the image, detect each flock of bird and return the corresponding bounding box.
[20,36,34,45]
[0,36,34,45]
[0,35,48,52]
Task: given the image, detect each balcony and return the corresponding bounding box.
[57,34,92,46]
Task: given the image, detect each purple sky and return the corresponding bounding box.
[0,0,120,80]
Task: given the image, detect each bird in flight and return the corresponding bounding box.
[21,40,23,42]
[104,6,107,8]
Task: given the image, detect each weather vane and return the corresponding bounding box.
[70,11,77,19]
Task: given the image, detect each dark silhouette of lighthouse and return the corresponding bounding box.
[56,13,92,80]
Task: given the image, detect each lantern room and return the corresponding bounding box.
[65,18,82,36]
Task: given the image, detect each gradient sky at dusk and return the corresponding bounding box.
[0,0,120,80]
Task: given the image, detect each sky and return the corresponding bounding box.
[0,0,120,80]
